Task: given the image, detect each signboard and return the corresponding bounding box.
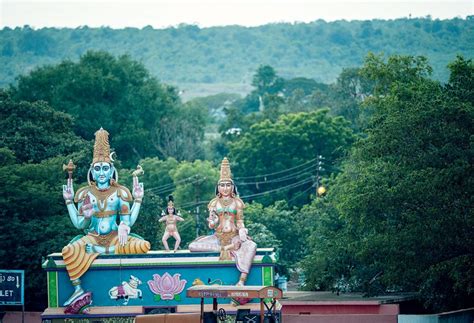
[0,270,24,305]
[186,285,282,300]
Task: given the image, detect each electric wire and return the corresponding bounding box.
[233,157,318,180]
[235,163,317,185]
[240,177,314,199]
[286,183,316,204]
[144,157,334,193]
[146,175,202,193]
[177,176,314,210]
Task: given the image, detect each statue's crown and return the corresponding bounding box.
[219,157,232,182]
[93,128,111,164]
[167,195,175,208]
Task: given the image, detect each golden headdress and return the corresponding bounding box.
[219,157,232,182]
[168,195,175,208]
[93,128,111,164]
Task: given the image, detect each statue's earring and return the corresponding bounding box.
[111,167,118,184]
[87,167,93,186]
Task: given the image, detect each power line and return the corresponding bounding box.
[146,175,197,191]
[286,183,316,204]
[235,163,316,185]
[180,199,208,209]
[240,177,313,200]
[233,157,318,180]
[146,175,201,193]
[143,157,338,192]
[176,177,314,210]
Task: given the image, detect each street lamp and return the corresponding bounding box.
[317,186,326,196]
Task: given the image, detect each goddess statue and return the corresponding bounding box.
[61,128,151,307]
[159,195,184,252]
[189,157,257,286]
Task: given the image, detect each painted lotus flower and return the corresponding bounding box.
[147,273,187,301]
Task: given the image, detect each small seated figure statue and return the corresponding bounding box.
[189,157,257,286]
[159,195,184,252]
[61,128,150,308]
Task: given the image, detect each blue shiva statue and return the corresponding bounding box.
[61,128,150,308]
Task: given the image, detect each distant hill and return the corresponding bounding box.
[1,18,473,97]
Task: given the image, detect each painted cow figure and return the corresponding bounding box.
[108,275,143,305]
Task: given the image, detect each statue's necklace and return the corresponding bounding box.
[218,197,233,207]
[90,185,116,211]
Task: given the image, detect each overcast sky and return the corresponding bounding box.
[1,0,473,29]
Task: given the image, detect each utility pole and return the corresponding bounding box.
[316,155,325,196]
[194,175,206,238]
[194,175,200,238]
[195,205,199,238]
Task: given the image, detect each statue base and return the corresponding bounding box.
[64,292,92,314]
[41,248,276,320]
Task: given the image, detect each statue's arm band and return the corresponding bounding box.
[120,216,131,226]
[65,200,73,205]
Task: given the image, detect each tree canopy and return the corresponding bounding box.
[1,47,472,314]
[301,55,474,312]
[229,109,355,205]
[10,51,184,167]
[1,18,472,88]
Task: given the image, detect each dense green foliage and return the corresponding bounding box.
[229,110,355,205]
[9,51,206,167]
[0,45,472,314]
[0,91,86,163]
[301,55,474,311]
[1,18,473,89]
[0,92,92,309]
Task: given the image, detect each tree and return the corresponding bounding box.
[151,103,207,161]
[11,51,182,167]
[300,197,357,293]
[251,65,284,97]
[330,67,374,131]
[229,109,355,205]
[245,202,309,275]
[361,53,432,95]
[169,160,220,243]
[283,77,328,97]
[118,157,181,249]
[302,55,474,312]
[0,152,92,310]
[0,90,85,163]
[0,19,472,87]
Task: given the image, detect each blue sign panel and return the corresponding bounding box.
[0,270,24,305]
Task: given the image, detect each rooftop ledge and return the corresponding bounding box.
[42,248,277,270]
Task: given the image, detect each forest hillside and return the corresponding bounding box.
[1,17,473,98]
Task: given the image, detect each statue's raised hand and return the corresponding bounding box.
[62,178,74,201]
[118,222,130,246]
[207,210,218,228]
[81,195,94,219]
[132,175,144,200]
